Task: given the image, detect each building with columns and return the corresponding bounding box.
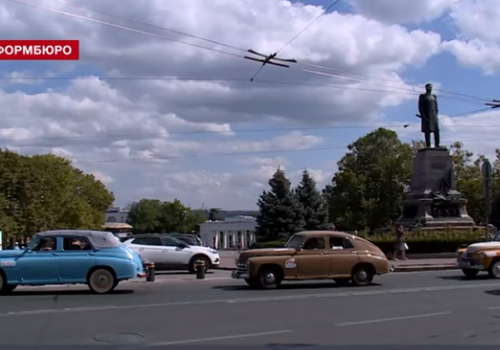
[199,215,257,249]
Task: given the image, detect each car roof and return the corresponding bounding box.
[36,230,122,248]
[295,230,354,238]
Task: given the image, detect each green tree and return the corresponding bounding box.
[0,149,114,239]
[256,168,304,241]
[296,169,328,230]
[449,142,483,224]
[208,208,220,221]
[127,199,163,234]
[326,128,413,230]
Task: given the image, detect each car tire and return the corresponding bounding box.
[189,256,209,274]
[244,278,259,288]
[462,268,479,278]
[0,273,16,295]
[257,267,282,290]
[489,260,500,279]
[334,278,350,286]
[88,268,116,294]
[351,264,374,286]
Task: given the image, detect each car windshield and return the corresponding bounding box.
[284,234,304,248]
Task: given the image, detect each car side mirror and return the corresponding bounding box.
[177,243,187,248]
[295,244,304,251]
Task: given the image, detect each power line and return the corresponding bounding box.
[0,107,493,144]
[0,75,487,106]
[50,0,247,54]
[6,0,244,60]
[276,0,341,54]
[4,0,490,105]
[70,136,500,165]
[47,0,486,103]
[486,99,500,109]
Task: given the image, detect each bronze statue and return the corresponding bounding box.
[417,83,440,148]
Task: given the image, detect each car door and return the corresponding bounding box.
[54,236,96,283]
[17,236,60,284]
[128,236,164,263]
[160,236,192,265]
[294,236,330,278]
[327,236,359,276]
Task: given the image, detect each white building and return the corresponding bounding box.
[105,207,129,224]
[199,215,257,249]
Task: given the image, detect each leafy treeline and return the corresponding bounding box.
[256,128,500,240]
[0,149,114,239]
[126,199,208,234]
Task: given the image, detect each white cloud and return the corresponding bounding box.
[443,0,500,74]
[348,0,457,24]
[0,0,456,208]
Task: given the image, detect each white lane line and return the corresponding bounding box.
[488,305,500,310]
[335,311,453,326]
[137,330,293,347]
[1,283,497,317]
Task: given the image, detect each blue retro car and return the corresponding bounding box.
[0,230,146,294]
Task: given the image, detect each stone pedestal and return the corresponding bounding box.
[397,147,474,228]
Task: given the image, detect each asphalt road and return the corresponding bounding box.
[2,270,500,346]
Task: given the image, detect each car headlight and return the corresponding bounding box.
[478,253,487,260]
[208,249,218,255]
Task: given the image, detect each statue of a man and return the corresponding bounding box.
[418,83,440,148]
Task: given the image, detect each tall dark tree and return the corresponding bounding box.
[256,168,304,241]
[296,169,328,230]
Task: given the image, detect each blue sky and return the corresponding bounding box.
[1,0,499,209]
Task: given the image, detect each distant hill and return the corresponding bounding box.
[195,209,257,220]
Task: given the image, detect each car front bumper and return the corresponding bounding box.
[232,262,250,279]
[456,260,484,270]
[232,270,249,279]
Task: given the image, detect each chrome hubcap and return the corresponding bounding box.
[264,272,275,284]
[96,274,109,287]
[493,263,500,278]
[357,270,367,281]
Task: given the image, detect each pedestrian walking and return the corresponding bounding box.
[393,223,407,260]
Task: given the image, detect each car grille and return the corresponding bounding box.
[466,253,474,259]
[236,263,248,274]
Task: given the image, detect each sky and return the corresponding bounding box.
[1,0,500,210]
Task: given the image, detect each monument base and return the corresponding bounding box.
[397,147,475,228]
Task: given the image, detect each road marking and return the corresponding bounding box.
[488,306,500,310]
[130,330,293,348]
[335,311,453,326]
[1,283,497,317]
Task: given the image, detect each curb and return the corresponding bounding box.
[215,265,458,273]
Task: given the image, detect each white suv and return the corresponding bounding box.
[123,234,220,273]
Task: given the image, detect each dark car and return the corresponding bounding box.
[169,233,203,246]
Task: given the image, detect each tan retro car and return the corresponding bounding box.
[456,233,500,278]
[232,230,392,289]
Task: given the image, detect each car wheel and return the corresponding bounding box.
[0,273,16,295]
[334,278,350,286]
[351,265,374,286]
[257,268,282,290]
[462,268,479,278]
[189,256,209,274]
[88,268,116,294]
[244,278,259,288]
[489,261,500,279]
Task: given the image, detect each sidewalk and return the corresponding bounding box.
[217,256,457,272]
